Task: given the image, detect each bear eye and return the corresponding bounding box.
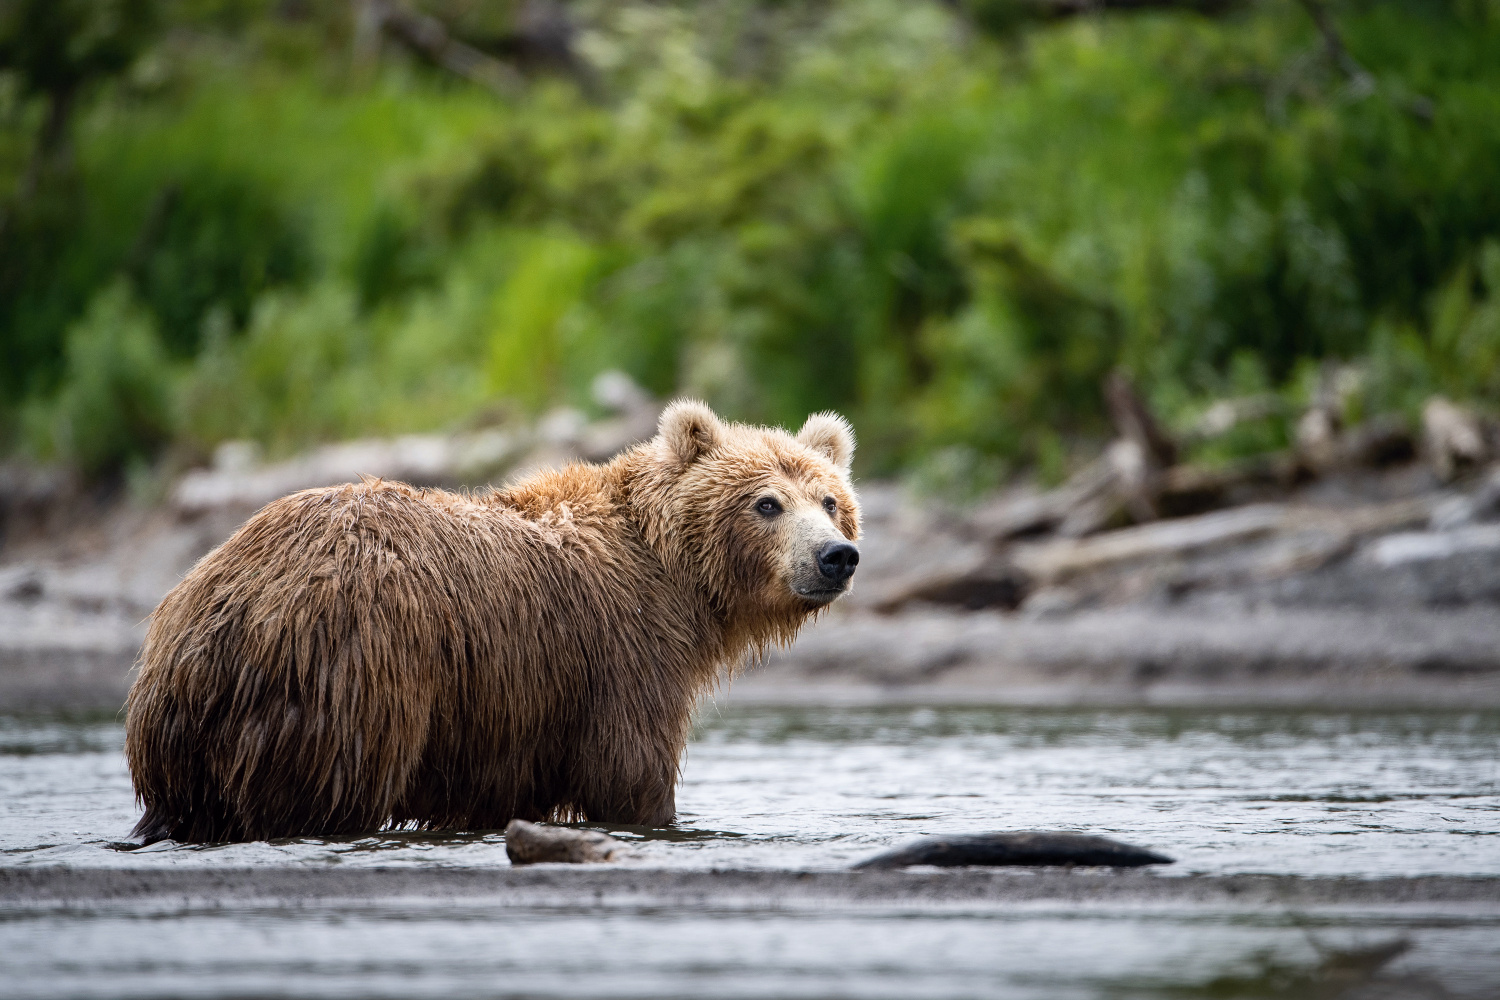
[822,496,837,515]
[755,496,783,516]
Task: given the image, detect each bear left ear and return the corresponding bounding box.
[796,412,855,471]
[658,399,723,469]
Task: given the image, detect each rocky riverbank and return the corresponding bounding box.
[3,378,1499,712]
[742,467,1500,707]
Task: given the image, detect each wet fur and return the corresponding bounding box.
[125,404,858,843]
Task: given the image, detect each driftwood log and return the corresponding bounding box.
[877,493,1434,613]
[865,373,1493,614]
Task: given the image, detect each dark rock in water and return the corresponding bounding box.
[851,832,1174,870]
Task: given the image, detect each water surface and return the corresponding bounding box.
[3,706,1497,875]
[3,706,1499,999]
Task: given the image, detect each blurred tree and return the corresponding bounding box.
[3,0,1500,486]
[0,0,160,402]
[0,0,159,192]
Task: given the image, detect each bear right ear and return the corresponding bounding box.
[796,411,855,471]
[657,399,723,468]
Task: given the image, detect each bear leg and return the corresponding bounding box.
[571,749,678,828]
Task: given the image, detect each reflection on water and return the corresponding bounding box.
[2,706,1499,999]
[2,706,1498,873]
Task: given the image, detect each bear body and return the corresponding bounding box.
[125,402,859,843]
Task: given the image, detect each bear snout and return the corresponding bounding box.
[815,541,859,584]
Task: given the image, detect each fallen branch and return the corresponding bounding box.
[354,0,524,97]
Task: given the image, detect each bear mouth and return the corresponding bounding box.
[794,586,846,605]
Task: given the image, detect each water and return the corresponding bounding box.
[4,706,1498,874]
[4,706,1500,998]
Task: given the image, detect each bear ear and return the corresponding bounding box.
[796,412,855,471]
[657,399,723,468]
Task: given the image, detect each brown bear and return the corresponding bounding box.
[124,401,859,843]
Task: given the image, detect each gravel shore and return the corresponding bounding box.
[6,865,1499,911]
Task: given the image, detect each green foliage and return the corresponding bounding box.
[1365,239,1500,417]
[29,281,174,477]
[0,172,100,398]
[130,171,311,356]
[352,203,439,310]
[487,230,604,408]
[177,256,503,456]
[922,220,1123,457]
[0,0,159,98]
[1426,240,1500,400]
[4,0,1500,484]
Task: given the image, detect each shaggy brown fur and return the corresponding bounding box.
[125,402,859,843]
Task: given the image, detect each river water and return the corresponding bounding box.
[3,705,1499,997]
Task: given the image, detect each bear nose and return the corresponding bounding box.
[816,541,859,584]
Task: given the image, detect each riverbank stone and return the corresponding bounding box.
[504,820,625,865]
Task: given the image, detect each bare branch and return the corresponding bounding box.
[1297,0,1376,95]
[354,0,524,98]
[1038,0,1240,16]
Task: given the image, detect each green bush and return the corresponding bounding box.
[1364,239,1500,418]
[30,281,174,477]
[487,229,606,409]
[128,170,310,357]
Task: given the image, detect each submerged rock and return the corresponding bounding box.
[504,820,625,865]
[851,832,1174,870]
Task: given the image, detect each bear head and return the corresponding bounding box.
[632,400,861,644]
